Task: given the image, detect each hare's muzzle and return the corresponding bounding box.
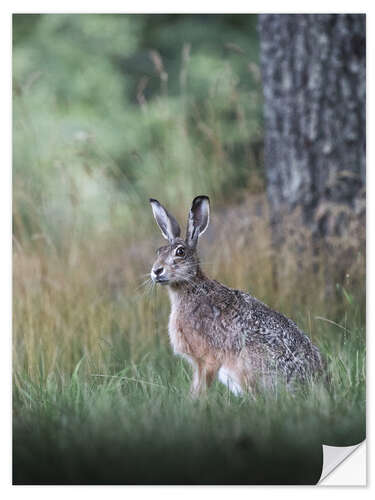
[151,266,169,284]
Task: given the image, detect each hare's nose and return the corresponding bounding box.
[154,267,164,276]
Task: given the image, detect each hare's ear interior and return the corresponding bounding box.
[186,196,210,248]
[149,198,181,242]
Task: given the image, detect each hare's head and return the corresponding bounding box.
[149,196,210,285]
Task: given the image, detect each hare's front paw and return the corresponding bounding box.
[189,382,205,399]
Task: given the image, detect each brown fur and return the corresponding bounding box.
[150,197,324,397]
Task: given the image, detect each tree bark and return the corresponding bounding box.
[258,14,365,243]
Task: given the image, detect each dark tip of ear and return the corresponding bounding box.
[149,198,159,204]
[192,195,210,206]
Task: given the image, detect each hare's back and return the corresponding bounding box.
[239,291,323,378]
[208,282,323,379]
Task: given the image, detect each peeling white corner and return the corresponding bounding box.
[318,441,366,485]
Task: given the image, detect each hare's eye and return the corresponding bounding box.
[175,246,185,257]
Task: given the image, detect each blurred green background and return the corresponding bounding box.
[13,14,263,247]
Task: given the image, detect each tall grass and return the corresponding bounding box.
[13,177,365,483]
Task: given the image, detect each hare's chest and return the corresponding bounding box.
[168,305,208,360]
[168,307,190,355]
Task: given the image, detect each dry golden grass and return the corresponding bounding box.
[12,190,365,485]
[13,191,365,384]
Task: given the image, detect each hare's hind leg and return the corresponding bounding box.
[218,366,244,396]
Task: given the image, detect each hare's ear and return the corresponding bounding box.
[149,198,181,242]
[186,196,210,248]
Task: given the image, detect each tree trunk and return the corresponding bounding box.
[258,14,365,243]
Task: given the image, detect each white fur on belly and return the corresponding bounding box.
[218,367,243,396]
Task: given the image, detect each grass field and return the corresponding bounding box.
[13,206,366,484]
[12,308,366,484]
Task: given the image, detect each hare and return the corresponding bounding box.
[149,196,324,397]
